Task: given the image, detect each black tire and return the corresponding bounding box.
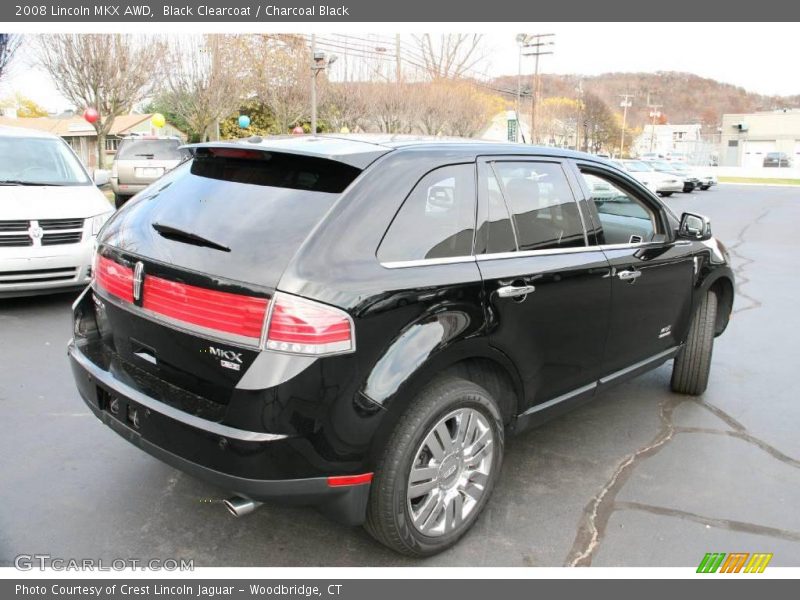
[659,191,674,197]
[700,185,710,191]
[671,291,718,395]
[114,194,128,209]
[364,376,504,557]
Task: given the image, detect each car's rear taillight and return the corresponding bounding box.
[142,275,268,341]
[265,292,354,356]
[95,255,134,303]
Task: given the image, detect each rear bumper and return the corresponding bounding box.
[110,180,148,196]
[0,242,94,297]
[68,341,371,525]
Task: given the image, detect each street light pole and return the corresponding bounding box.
[619,93,633,158]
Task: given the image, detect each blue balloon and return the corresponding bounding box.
[238,115,251,129]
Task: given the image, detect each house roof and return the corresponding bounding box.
[0,114,158,137]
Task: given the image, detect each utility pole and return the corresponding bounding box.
[647,92,663,153]
[310,35,337,136]
[619,93,633,158]
[521,33,555,145]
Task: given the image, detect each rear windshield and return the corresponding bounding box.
[190,147,361,193]
[116,139,187,161]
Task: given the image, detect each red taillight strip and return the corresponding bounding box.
[95,256,134,303]
[327,473,373,487]
[142,276,268,340]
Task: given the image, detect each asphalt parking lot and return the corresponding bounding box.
[1,184,799,568]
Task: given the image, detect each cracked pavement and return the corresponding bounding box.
[1,184,798,567]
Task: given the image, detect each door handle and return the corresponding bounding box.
[617,269,642,282]
[497,284,536,298]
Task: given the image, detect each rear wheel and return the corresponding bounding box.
[700,185,710,190]
[114,194,128,209]
[365,376,504,556]
[671,291,718,395]
[659,191,674,197]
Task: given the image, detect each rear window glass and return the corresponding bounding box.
[190,148,361,193]
[116,139,187,161]
[378,164,476,263]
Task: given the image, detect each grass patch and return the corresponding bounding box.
[719,176,800,186]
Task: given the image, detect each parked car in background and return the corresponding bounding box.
[638,152,666,161]
[69,136,734,556]
[111,136,189,208]
[615,159,683,196]
[763,152,792,168]
[0,126,113,298]
[645,160,699,192]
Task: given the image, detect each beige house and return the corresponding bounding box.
[720,109,800,167]
[0,113,185,168]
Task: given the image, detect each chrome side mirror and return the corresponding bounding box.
[679,212,712,241]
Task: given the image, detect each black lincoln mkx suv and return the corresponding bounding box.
[69,135,734,556]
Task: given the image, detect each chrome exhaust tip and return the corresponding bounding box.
[223,496,262,518]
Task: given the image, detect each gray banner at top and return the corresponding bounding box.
[2,0,799,22]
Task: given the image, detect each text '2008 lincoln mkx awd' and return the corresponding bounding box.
[68,135,734,556]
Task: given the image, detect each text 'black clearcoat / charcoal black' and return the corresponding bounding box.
[68,135,734,556]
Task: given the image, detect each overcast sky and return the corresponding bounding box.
[2,24,797,113]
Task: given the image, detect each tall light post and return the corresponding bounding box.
[619,94,633,158]
[310,34,337,136]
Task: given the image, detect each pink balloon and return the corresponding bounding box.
[83,108,99,124]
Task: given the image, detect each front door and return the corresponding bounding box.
[476,157,612,412]
[575,163,695,378]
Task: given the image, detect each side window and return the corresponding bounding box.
[485,169,516,254]
[580,170,659,245]
[491,161,586,251]
[378,164,476,263]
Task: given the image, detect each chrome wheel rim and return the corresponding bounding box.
[406,408,494,537]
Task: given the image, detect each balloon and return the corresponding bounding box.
[238,115,251,129]
[83,108,99,124]
[291,126,304,135]
[151,113,166,128]
[339,126,350,134]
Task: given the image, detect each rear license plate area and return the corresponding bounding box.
[97,387,144,431]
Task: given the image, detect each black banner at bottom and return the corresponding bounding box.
[2,579,796,600]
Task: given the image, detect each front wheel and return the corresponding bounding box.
[365,376,504,556]
[671,291,718,395]
[659,191,674,197]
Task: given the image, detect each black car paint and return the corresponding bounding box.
[69,138,734,525]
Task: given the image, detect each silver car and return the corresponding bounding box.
[111,136,189,208]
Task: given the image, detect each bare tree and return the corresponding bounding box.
[243,35,310,134]
[416,81,452,135]
[412,34,486,80]
[320,82,369,133]
[368,82,418,133]
[164,35,246,142]
[37,34,165,168]
[446,81,500,138]
[0,34,21,84]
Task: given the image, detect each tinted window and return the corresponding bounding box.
[581,171,659,245]
[491,161,585,251]
[116,139,187,161]
[484,168,516,253]
[378,164,476,263]
[191,148,361,193]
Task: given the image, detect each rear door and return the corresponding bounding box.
[573,162,695,378]
[475,157,612,412]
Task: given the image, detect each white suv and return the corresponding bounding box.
[0,126,113,298]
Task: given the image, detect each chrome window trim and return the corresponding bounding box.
[380,255,477,269]
[477,245,604,261]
